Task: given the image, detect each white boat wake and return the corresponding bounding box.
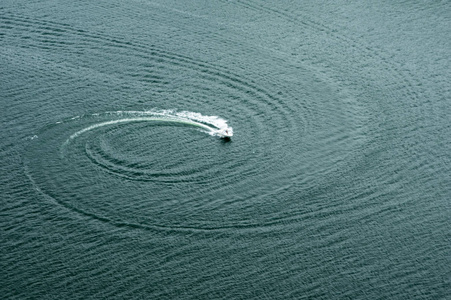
[65,110,233,144]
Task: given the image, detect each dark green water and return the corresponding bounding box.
[1,1,450,299]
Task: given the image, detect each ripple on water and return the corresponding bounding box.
[12,7,370,231]
[24,62,367,232]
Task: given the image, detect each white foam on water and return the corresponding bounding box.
[64,110,233,145]
[112,109,233,137]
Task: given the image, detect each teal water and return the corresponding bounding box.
[1,1,450,299]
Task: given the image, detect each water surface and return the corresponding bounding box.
[1,1,450,299]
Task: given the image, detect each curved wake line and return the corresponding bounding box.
[64,110,233,145]
[68,117,213,140]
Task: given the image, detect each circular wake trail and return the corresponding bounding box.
[63,110,233,145]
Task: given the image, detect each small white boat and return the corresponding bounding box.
[217,128,233,138]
